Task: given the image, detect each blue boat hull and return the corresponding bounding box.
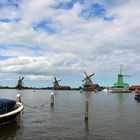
[0,111,20,125]
[0,102,23,126]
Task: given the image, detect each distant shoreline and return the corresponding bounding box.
[0,87,81,90]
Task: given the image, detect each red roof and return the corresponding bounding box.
[88,84,97,88]
[129,85,140,89]
[84,84,97,89]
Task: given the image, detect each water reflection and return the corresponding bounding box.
[0,121,21,140]
[82,91,93,102]
[50,104,54,112]
[84,120,91,140]
[84,120,89,133]
[117,93,124,103]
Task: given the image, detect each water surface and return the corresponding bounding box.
[0,89,140,140]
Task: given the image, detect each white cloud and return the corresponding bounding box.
[26,75,53,81]
[0,55,82,76]
[0,0,140,86]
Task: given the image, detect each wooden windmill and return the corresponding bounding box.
[53,77,61,90]
[16,77,24,90]
[82,71,95,85]
[82,71,98,91]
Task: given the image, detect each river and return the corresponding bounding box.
[0,89,140,140]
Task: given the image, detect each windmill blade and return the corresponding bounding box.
[82,76,93,83]
[54,77,57,81]
[84,71,95,78]
[82,71,89,82]
[19,76,21,80]
[88,77,93,84]
[84,71,88,77]
[82,77,93,84]
[122,75,131,77]
[21,77,24,80]
[82,71,94,82]
[82,77,87,82]
[54,77,61,82]
[89,73,95,77]
[83,71,92,81]
[82,79,85,82]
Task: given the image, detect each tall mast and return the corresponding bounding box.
[120,64,122,74]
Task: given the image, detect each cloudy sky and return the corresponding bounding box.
[0,0,140,88]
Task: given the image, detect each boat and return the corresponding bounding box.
[102,88,110,93]
[109,88,132,93]
[0,95,23,125]
[134,93,140,100]
[134,90,140,100]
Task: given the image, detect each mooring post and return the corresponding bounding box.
[16,94,21,102]
[85,100,89,121]
[50,92,55,106]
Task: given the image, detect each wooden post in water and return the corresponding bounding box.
[50,92,55,106]
[16,94,21,102]
[85,100,89,121]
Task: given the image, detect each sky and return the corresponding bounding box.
[0,0,140,88]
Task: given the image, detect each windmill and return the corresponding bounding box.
[16,77,24,89]
[113,65,130,89]
[82,71,95,86]
[53,77,61,89]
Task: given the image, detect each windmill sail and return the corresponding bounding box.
[82,71,94,85]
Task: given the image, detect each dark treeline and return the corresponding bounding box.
[0,86,85,90]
